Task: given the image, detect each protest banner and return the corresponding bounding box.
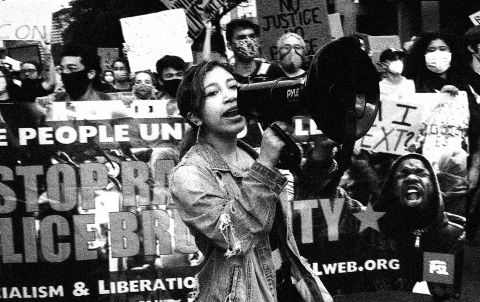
[0,0,54,41]
[356,92,469,165]
[257,0,332,61]
[97,48,120,72]
[120,9,193,73]
[0,99,199,301]
[0,97,466,300]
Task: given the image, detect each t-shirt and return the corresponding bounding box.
[233,60,286,84]
[379,76,415,100]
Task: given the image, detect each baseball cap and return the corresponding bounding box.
[379,48,405,63]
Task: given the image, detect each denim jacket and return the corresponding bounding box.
[169,140,332,302]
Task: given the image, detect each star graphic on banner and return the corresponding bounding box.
[353,202,385,233]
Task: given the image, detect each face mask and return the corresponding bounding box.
[104,75,114,83]
[387,60,404,74]
[133,83,154,99]
[163,79,182,97]
[61,70,91,100]
[232,38,259,61]
[280,49,303,73]
[425,50,451,74]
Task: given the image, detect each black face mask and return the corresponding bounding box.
[163,79,182,98]
[61,70,91,100]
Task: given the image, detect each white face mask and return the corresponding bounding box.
[104,75,114,83]
[425,50,451,74]
[387,60,404,74]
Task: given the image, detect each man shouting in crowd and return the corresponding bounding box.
[374,153,465,300]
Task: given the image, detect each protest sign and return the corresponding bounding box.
[257,0,332,61]
[120,9,193,73]
[97,48,119,72]
[357,92,469,165]
[0,0,54,41]
[469,10,480,26]
[420,92,470,167]
[159,0,237,39]
[328,13,344,40]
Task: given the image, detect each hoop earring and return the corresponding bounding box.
[196,124,202,143]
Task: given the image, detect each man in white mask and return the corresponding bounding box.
[379,48,415,99]
[276,33,307,78]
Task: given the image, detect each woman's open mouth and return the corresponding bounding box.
[223,107,241,118]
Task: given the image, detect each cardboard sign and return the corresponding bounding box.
[257,0,332,61]
[469,11,480,26]
[0,0,54,41]
[97,48,119,72]
[159,0,234,39]
[420,92,470,167]
[357,92,469,165]
[120,9,193,72]
[328,13,344,40]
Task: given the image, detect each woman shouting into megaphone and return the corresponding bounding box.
[169,61,332,302]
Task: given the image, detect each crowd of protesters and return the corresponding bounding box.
[2,15,480,301]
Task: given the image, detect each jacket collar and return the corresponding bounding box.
[194,138,259,172]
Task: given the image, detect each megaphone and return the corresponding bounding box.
[238,36,380,144]
[237,36,380,172]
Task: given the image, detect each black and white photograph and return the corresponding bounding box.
[0,0,479,301]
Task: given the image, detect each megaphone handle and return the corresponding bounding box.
[269,122,302,174]
[269,122,290,143]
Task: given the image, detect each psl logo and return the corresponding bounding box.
[423,253,455,284]
[429,260,449,275]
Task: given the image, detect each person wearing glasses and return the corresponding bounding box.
[276,33,307,78]
[19,40,56,102]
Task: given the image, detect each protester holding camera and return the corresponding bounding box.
[169,61,332,302]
